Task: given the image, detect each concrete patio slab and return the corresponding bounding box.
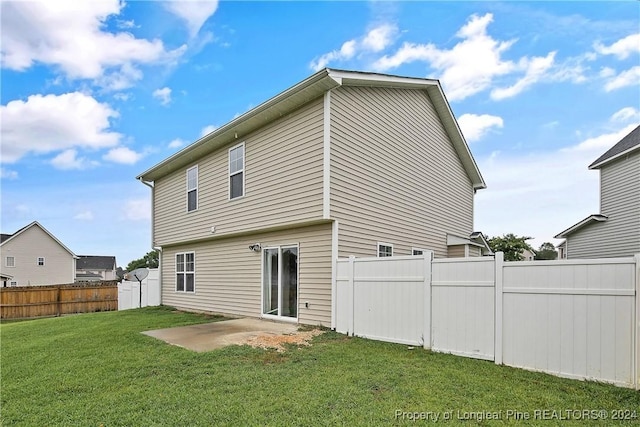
[142,318,298,352]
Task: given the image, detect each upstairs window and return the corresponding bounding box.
[186,166,198,212]
[37,257,45,266]
[229,143,244,199]
[377,243,393,257]
[6,256,15,267]
[176,252,195,293]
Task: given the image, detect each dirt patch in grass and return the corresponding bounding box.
[246,328,324,352]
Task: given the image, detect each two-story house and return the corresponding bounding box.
[555,125,640,258]
[0,221,77,286]
[136,69,487,327]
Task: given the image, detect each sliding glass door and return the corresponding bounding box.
[262,245,298,319]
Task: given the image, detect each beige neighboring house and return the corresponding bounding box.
[136,69,487,327]
[520,248,536,261]
[555,125,640,258]
[0,221,77,287]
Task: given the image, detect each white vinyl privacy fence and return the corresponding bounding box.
[335,253,640,389]
[118,268,161,310]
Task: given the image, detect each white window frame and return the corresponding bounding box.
[186,165,198,212]
[228,142,245,200]
[175,251,195,293]
[10,281,17,287]
[5,256,15,267]
[412,248,427,256]
[37,257,45,266]
[377,242,393,257]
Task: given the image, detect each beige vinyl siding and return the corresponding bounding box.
[330,86,474,258]
[568,151,640,258]
[468,246,482,257]
[447,245,466,258]
[161,222,332,326]
[0,226,75,286]
[154,98,325,247]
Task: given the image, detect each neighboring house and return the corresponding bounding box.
[446,232,493,257]
[136,69,487,326]
[555,125,640,258]
[0,221,77,286]
[76,255,117,281]
[520,248,536,261]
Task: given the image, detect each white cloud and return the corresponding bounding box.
[122,199,151,221]
[604,66,640,91]
[0,168,18,179]
[599,67,616,78]
[1,0,185,90]
[310,23,398,71]
[310,40,357,71]
[373,14,518,101]
[153,87,172,106]
[610,107,640,123]
[164,0,219,37]
[565,123,638,153]
[491,52,556,100]
[475,123,637,251]
[362,24,398,52]
[113,93,131,102]
[74,210,94,220]
[168,138,187,149]
[103,147,143,165]
[1,92,121,163]
[200,124,218,137]
[458,114,504,143]
[51,149,97,170]
[594,33,640,59]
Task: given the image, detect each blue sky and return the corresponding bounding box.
[1,1,639,267]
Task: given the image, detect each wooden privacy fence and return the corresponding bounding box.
[0,281,118,320]
[335,253,640,389]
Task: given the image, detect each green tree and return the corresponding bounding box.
[487,234,533,261]
[535,242,558,260]
[126,250,159,271]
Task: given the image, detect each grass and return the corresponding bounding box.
[1,307,638,426]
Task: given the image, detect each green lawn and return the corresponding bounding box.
[1,307,638,426]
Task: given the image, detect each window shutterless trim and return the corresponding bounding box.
[377,242,393,257]
[175,251,195,293]
[37,257,45,266]
[412,248,427,256]
[228,142,245,200]
[186,165,198,212]
[5,256,15,267]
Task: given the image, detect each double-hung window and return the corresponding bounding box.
[377,243,393,257]
[5,256,15,267]
[37,257,45,266]
[187,166,198,212]
[176,252,195,292]
[229,143,244,199]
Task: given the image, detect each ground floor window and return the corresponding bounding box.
[377,242,393,257]
[176,252,195,292]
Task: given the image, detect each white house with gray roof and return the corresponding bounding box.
[555,125,640,258]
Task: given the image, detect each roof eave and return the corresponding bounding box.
[554,214,608,238]
[588,144,640,170]
[137,69,340,182]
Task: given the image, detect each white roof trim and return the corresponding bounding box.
[588,144,640,169]
[137,68,486,190]
[554,214,608,238]
[0,221,78,258]
[447,234,484,248]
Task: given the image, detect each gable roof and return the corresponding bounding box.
[77,255,117,270]
[137,68,486,190]
[589,125,640,169]
[0,221,77,258]
[554,214,608,238]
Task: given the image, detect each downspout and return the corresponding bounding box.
[137,178,162,305]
